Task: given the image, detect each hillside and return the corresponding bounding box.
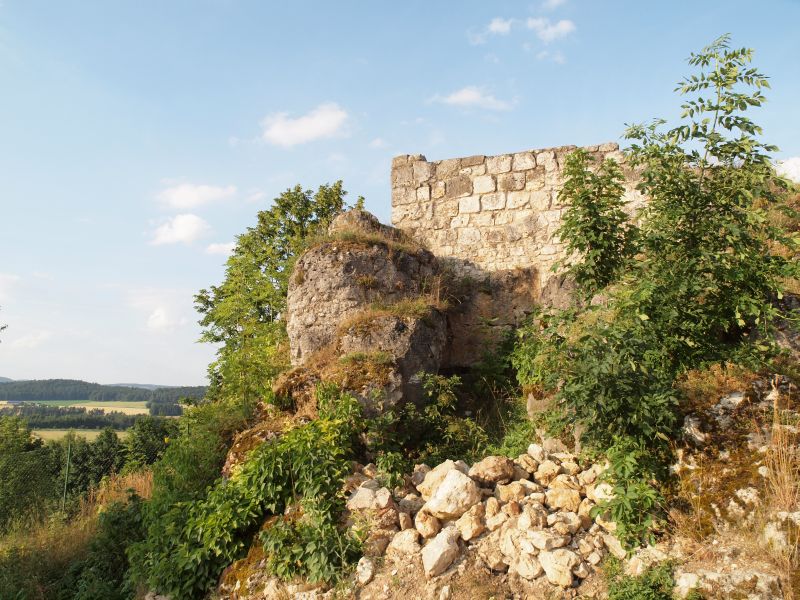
[0,377,12,382]
[0,378,206,403]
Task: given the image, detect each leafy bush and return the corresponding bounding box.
[512,35,798,550]
[604,558,676,600]
[130,385,362,599]
[557,148,638,298]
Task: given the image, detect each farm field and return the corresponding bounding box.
[32,429,130,441]
[23,400,149,415]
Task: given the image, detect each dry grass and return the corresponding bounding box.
[676,363,760,414]
[670,376,799,599]
[306,227,424,257]
[763,379,800,598]
[337,294,448,336]
[92,469,154,507]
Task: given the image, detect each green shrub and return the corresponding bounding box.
[512,35,798,551]
[130,385,362,599]
[557,148,638,298]
[604,558,676,600]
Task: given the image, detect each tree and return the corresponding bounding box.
[556,149,638,298]
[125,417,179,468]
[195,182,349,405]
[513,35,798,548]
[0,417,57,532]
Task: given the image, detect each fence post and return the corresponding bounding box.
[61,437,72,512]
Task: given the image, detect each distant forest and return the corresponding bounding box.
[0,404,138,430]
[0,379,206,403]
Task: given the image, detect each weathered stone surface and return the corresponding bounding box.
[417,460,469,500]
[386,529,421,557]
[415,510,441,539]
[347,485,394,511]
[529,530,569,551]
[285,209,447,410]
[455,502,486,541]
[423,469,482,520]
[477,530,508,571]
[398,511,413,530]
[336,312,447,408]
[356,557,375,585]
[539,549,580,587]
[469,455,515,486]
[534,460,562,486]
[421,527,461,577]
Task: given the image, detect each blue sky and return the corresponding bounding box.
[1,1,799,385]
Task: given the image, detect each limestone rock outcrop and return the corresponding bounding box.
[283,209,447,412]
[286,210,439,366]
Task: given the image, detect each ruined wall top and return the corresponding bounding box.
[390,142,644,292]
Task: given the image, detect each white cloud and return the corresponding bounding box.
[469,17,515,44]
[776,157,800,183]
[128,289,190,334]
[542,0,567,9]
[156,182,236,210]
[244,190,267,204]
[9,330,51,349]
[488,17,513,34]
[369,137,388,149]
[145,307,183,333]
[0,273,20,302]
[150,214,211,246]
[526,17,576,42]
[206,242,236,257]
[431,86,514,111]
[261,103,348,147]
[536,49,566,64]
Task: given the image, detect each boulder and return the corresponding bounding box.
[415,510,441,539]
[287,210,437,365]
[356,557,375,585]
[545,488,581,512]
[455,502,486,541]
[477,530,508,571]
[417,460,469,500]
[423,470,482,520]
[468,456,515,485]
[386,529,421,557]
[539,549,580,587]
[421,527,461,577]
[347,485,394,511]
[528,530,569,551]
[534,460,562,486]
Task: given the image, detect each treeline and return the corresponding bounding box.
[0,378,205,403]
[0,404,138,430]
[0,416,179,533]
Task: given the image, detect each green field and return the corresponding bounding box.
[21,400,149,415]
[32,429,130,441]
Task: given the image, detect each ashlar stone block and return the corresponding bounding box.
[446,175,473,198]
[486,154,512,174]
[512,152,536,171]
[413,161,434,183]
[481,192,506,211]
[458,196,480,214]
[506,191,531,210]
[498,172,526,192]
[474,175,496,194]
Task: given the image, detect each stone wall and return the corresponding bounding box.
[391,142,644,288]
[390,143,645,366]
